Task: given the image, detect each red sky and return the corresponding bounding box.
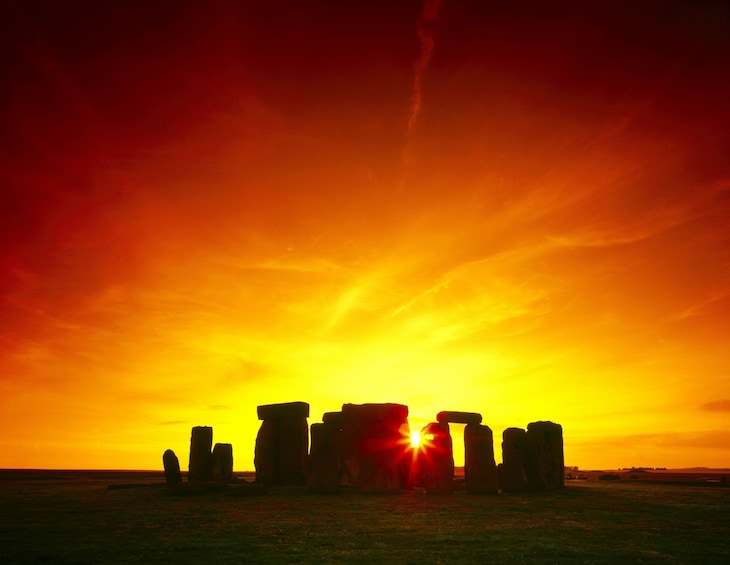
[1,0,729,470]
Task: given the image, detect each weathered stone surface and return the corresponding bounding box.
[500,427,530,492]
[306,422,341,493]
[464,423,498,494]
[257,401,310,421]
[188,426,213,482]
[254,406,309,486]
[212,443,233,482]
[437,411,482,425]
[338,403,410,493]
[526,421,564,490]
[162,449,181,486]
[418,422,454,494]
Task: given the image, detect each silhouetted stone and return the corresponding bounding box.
[344,402,408,420]
[437,411,482,425]
[277,416,309,485]
[257,401,310,420]
[500,427,530,492]
[254,420,277,484]
[188,426,213,482]
[339,403,410,493]
[526,421,564,490]
[212,443,233,482]
[464,423,498,494]
[418,422,454,494]
[162,449,181,486]
[306,422,341,493]
[254,402,309,485]
[322,411,345,426]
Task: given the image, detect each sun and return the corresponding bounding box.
[410,431,421,448]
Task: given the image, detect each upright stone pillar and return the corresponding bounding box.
[188,426,213,482]
[306,422,342,493]
[254,401,309,485]
[162,449,181,486]
[464,423,498,494]
[212,443,233,482]
[419,422,454,494]
[500,427,530,492]
[526,421,564,490]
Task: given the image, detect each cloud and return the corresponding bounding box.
[408,0,443,132]
[701,399,730,412]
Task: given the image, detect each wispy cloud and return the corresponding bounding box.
[408,0,443,132]
[701,399,730,412]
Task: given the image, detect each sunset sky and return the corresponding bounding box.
[1,0,729,471]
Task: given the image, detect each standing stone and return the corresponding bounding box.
[418,422,454,494]
[162,449,181,486]
[500,427,530,492]
[254,402,310,485]
[188,426,213,482]
[277,416,309,485]
[254,420,277,484]
[464,423,498,494]
[306,422,341,493]
[212,443,233,482]
[526,421,564,490]
[339,403,410,493]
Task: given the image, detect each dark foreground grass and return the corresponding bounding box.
[1,475,728,564]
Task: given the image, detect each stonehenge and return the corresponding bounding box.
[162,403,564,496]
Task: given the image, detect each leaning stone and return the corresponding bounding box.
[464,423,498,494]
[418,422,454,494]
[257,401,310,420]
[212,443,233,482]
[306,422,341,493]
[162,449,181,486]
[188,426,213,482]
[437,411,482,425]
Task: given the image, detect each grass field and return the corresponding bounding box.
[1,471,728,564]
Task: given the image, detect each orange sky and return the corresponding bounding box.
[1,0,729,471]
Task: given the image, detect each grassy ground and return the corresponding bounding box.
[0,473,728,564]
